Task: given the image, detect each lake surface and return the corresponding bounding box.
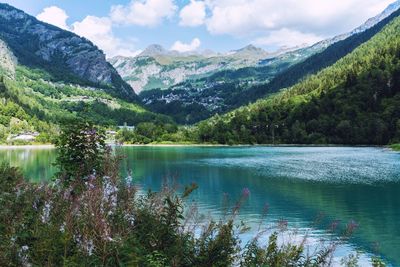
[1,146,400,266]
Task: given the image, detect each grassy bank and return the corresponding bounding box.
[390,144,400,151]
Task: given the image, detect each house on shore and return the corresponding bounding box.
[118,125,135,131]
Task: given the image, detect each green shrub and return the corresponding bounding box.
[0,119,388,266]
[390,144,400,151]
[55,119,106,187]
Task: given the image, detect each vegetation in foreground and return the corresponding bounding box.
[0,120,387,266]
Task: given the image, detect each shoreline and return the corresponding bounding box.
[389,144,400,152]
[122,144,385,147]
[0,143,392,149]
[0,144,55,149]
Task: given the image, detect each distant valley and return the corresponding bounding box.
[110,0,400,124]
[0,1,400,146]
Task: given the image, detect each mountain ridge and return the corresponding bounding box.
[110,43,270,93]
[194,10,400,145]
[133,1,400,124]
[111,0,400,115]
[0,3,138,101]
[244,5,400,105]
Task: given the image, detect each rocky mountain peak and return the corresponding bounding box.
[351,0,400,35]
[139,44,168,57]
[0,3,137,101]
[237,44,259,52]
[230,44,269,58]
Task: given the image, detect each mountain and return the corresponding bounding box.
[238,4,400,106]
[0,39,16,77]
[139,44,170,57]
[351,0,400,34]
[140,1,400,124]
[0,3,137,101]
[260,0,400,65]
[0,4,174,144]
[112,1,400,97]
[229,45,269,58]
[0,58,170,144]
[194,11,400,145]
[110,44,269,93]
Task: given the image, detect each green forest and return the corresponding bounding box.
[1,4,400,147]
[192,14,400,145]
[138,8,400,125]
[0,67,172,144]
[115,14,400,146]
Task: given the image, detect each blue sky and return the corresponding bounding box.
[1,0,396,57]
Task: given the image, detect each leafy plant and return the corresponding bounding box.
[55,119,106,187]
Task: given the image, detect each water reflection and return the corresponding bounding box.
[1,146,399,265]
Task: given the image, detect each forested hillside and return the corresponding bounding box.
[140,6,400,124]
[0,66,172,143]
[0,4,176,144]
[229,7,400,108]
[194,14,400,145]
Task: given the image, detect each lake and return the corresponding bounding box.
[1,146,399,266]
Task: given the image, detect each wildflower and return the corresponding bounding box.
[329,220,341,232]
[18,245,31,267]
[60,222,65,233]
[345,220,359,236]
[102,176,118,209]
[32,199,39,210]
[277,219,288,231]
[242,188,250,198]
[125,175,134,186]
[125,214,135,226]
[41,201,52,224]
[86,240,94,256]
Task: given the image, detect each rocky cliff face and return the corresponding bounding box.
[297,0,400,55]
[110,44,271,93]
[0,3,137,101]
[111,0,400,95]
[0,39,17,77]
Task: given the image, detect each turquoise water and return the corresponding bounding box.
[1,146,400,265]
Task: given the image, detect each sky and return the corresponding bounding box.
[0,0,396,57]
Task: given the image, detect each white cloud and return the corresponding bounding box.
[36,6,140,58]
[253,28,324,48]
[179,0,206,27]
[34,0,397,56]
[204,0,395,43]
[110,0,177,27]
[36,6,69,30]
[72,16,140,58]
[171,38,201,52]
